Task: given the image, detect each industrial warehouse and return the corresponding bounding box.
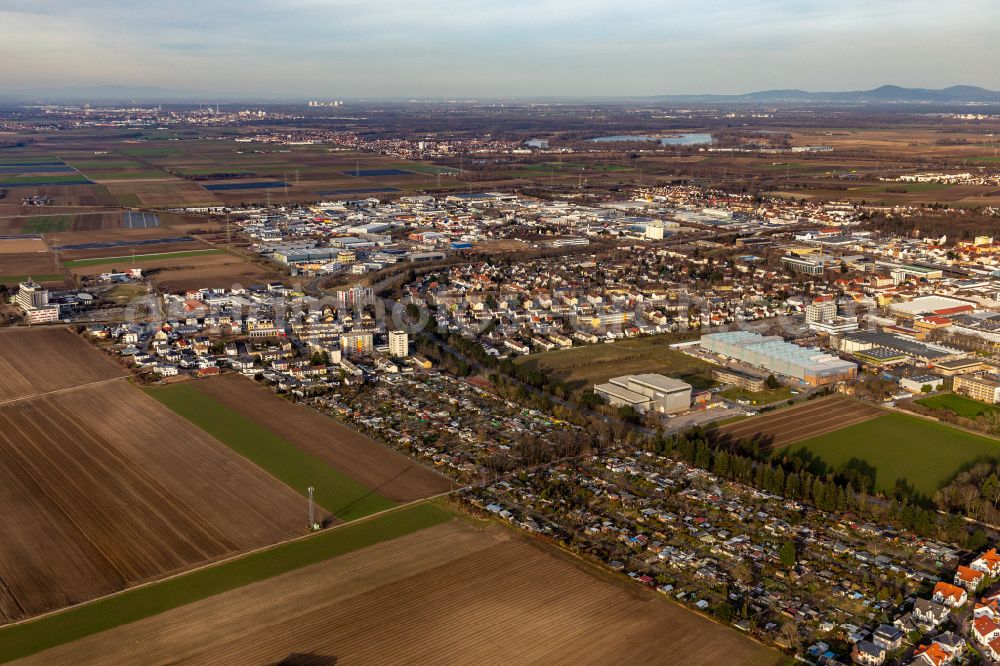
[594,373,692,414]
[699,331,858,386]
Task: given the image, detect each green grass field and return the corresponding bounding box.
[147,383,396,520]
[0,502,452,663]
[0,155,58,165]
[853,182,950,194]
[84,170,172,180]
[64,249,224,268]
[115,193,143,207]
[169,166,252,176]
[719,386,793,405]
[0,174,91,185]
[391,162,462,176]
[0,274,64,285]
[19,215,71,233]
[788,412,1000,496]
[516,162,634,173]
[757,161,822,172]
[515,335,715,392]
[62,160,147,170]
[121,145,184,156]
[916,393,999,419]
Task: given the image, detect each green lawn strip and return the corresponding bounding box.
[116,193,142,207]
[0,274,64,285]
[120,146,183,156]
[916,393,1000,419]
[19,215,72,233]
[719,386,793,405]
[146,384,396,520]
[170,166,252,176]
[0,502,452,663]
[390,162,463,176]
[787,412,1000,496]
[64,249,224,268]
[0,156,58,165]
[62,160,147,170]
[85,170,173,180]
[0,174,91,185]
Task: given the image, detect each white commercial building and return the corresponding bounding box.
[15,279,60,324]
[899,375,944,394]
[805,298,837,324]
[595,373,692,414]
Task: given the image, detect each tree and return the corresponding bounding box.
[779,540,796,568]
[765,374,780,390]
[920,384,933,393]
[778,622,800,652]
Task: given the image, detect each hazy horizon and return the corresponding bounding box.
[2,0,999,98]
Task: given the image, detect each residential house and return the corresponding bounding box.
[872,624,904,652]
[932,582,967,608]
[912,599,950,630]
[971,549,1000,577]
[909,642,949,666]
[954,565,985,592]
[852,639,886,666]
[973,615,1000,646]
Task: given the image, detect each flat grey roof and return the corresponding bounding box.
[595,383,649,404]
[625,373,692,393]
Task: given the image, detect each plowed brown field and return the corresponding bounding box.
[0,380,306,624]
[192,374,456,502]
[711,395,884,450]
[0,328,123,403]
[14,520,783,666]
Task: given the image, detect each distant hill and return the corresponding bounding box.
[647,85,1000,105]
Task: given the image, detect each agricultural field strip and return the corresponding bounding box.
[193,375,456,503]
[717,401,882,446]
[0,328,125,402]
[146,383,399,521]
[0,375,129,409]
[64,249,223,267]
[9,516,781,666]
[714,397,884,447]
[0,502,454,663]
[0,379,308,624]
[52,236,194,252]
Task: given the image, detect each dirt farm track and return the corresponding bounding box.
[14,519,783,666]
[711,396,884,450]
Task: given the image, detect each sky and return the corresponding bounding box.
[1,0,999,99]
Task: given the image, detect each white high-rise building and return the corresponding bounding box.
[805,298,837,323]
[388,330,409,358]
[16,279,60,324]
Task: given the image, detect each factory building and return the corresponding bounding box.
[837,331,962,364]
[700,331,857,386]
[594,373,692,414]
